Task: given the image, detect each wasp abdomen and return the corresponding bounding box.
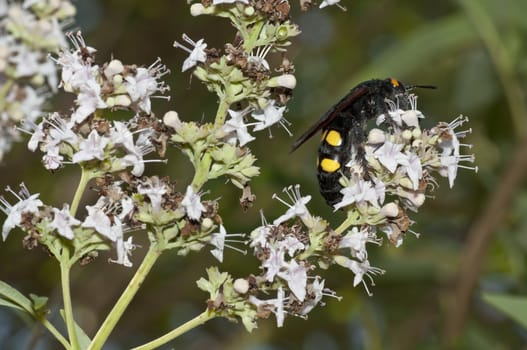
[317,115,354,206]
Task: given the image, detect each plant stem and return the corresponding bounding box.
[334,211,358,234]
[130,310,215,350]
[190,152,212,191]
[41,318,70,349]
[60,261,79,350]
[213,96,231,129]
[70,167,92,217]
[87,243,163,350]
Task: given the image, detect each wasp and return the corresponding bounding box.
[291,78,435,207]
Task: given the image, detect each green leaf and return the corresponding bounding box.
[60,309,92,350]
[30,293,49,319]
[482,292,527,328]
[0,280,35,316]
[0,299,26,312]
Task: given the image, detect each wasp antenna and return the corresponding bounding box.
[408,84,437,90]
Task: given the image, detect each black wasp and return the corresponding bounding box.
[291,78,435,207]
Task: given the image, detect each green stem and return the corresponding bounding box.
[87,243,163,350]
[213,96,231,129]
[334,211,359,235]
[41,318,70,349]
[190,152,212,191]
[458,0,527,136]
[60,261,79,350]
[70,167,92,217]
[130,310,215,350]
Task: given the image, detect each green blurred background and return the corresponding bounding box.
[2,0,527,349]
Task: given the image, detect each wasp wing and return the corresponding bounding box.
[290,85,369,153]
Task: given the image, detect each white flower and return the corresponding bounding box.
[137,177,167,214]
[333,177,382,211]
[0,184,43,240]
[45,113,79,147]
[279,235,305,257]
[42,145,64,170]
[71,79,107,123]
[334,256,385,296]
[119,129,156,177]
[249,287,286,327]
[10,45,41,77]
[124,58,168,114]
[209,224,246,262]
[439,155,459,188]
[125,67,158,112]
[398,152,423,190]
[181,185,205,220]
[174,34,207,72]
[249,211,272,249]
[50,204,80,239]
[209,225,227,262]
[278,259,307,301]
[299,278,326,315]
[263,245,287,282]
[252,100,288,134]
[82,200,115,241]
[339,227,380,261]
[248,45,271,71]
[319,0,343,9]
[272,185,312,226]
[434,115,477,188]
[223,109,255,146]
[109,121,135,152]
[72,130,109,163]
[213,0,249,4]
[109,218,136,267]
[373,141,406,173]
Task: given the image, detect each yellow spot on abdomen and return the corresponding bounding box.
[320,158,341,173]
[390,78,400,87]
[325,130,342,147]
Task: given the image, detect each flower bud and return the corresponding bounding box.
[113,74,123,86]
[244,6,255,16]
[267,74,297,89]
[412,127,422,139]
[233,278,250,294]
[402,110,421,127]
[31,74,45,86]
[367,128,385,144]
[106,97,115,108]
[115,95,131,107]
[409,193,425,208]
[163,111,181,130]
[190,3,205,16]
[201,217,214,231]
[402,129,413,142]
[380,202,399,218]
[104,59,124,78]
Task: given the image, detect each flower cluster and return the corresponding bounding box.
[333,95,477,245]
[196,93,477,328]
[0,0,75,162]
[26,32,170,174]
[179,1,300,143]
[0,173,233,267]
